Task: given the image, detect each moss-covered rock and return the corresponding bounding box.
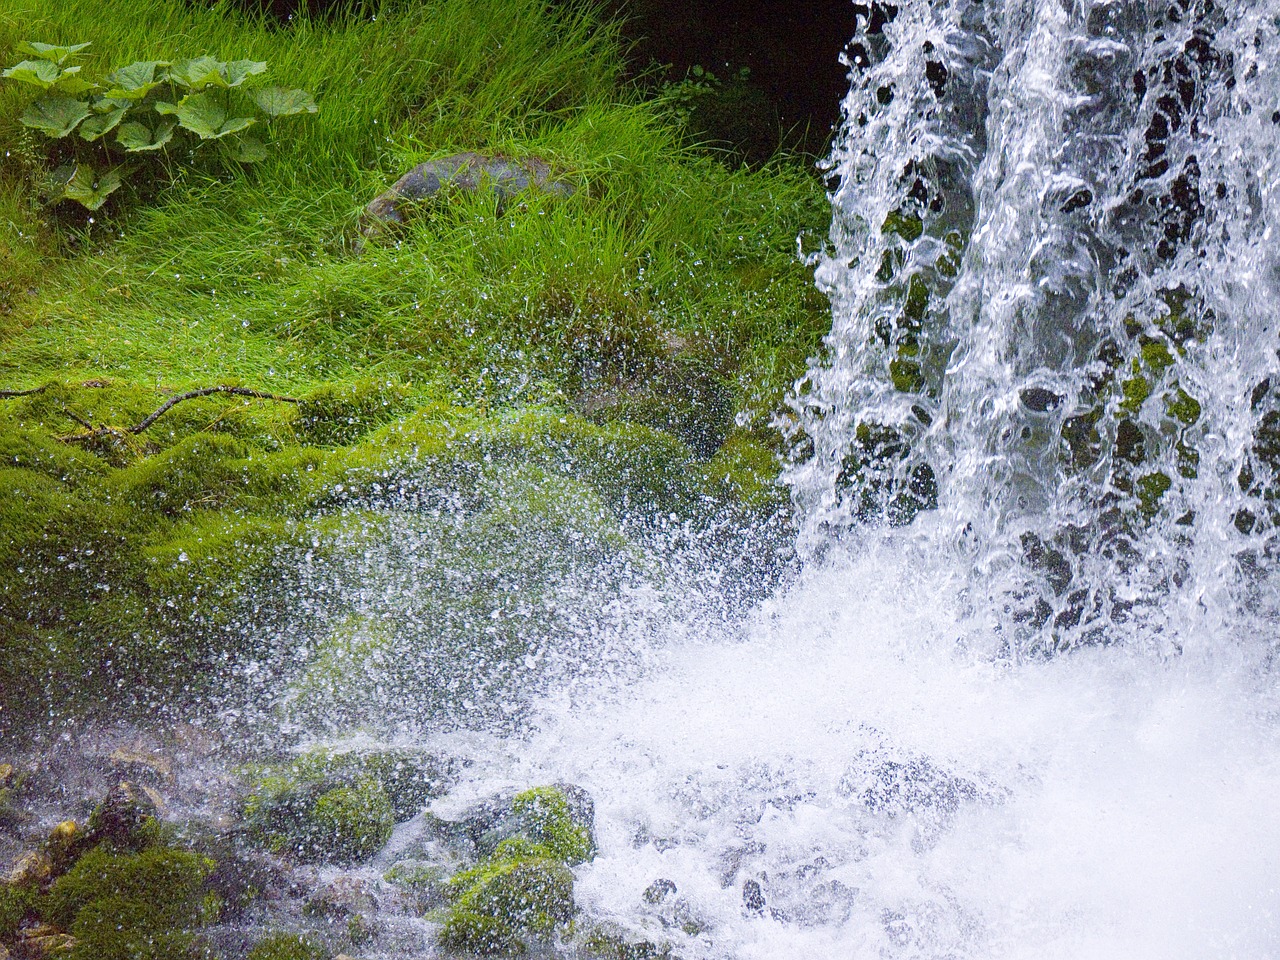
[41,845,214,930]
[440,856,575,956]
[0,884,34,940]
[241,769,393,864]
[436,785,596,955]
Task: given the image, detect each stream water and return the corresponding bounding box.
[247,0,1280,956]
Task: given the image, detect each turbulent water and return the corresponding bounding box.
[259,0,1280,955]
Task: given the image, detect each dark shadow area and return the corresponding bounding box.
[207,0,857,162]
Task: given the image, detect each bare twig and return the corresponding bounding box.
[0,385,49,398]
[56,384,300,444]
[129,386,300,435]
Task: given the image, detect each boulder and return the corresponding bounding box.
[361,152,574,239]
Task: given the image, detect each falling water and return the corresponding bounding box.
[244,0,1280,955]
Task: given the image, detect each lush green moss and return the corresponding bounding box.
[41,845,214,931]
[68,897,207,960]
[0,884,34,940]
[701,431,786,513]
[241,769,393,864]
[245,932,327,960]
[441,857,576,956]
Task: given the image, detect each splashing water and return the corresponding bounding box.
[251,0,1280,955]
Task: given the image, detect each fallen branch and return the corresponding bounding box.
[59,385,300,443]
[129,386,300,435]
[0,386,49,398]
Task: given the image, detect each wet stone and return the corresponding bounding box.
[305,874,378,919]
[4,851,51,889]
[107,748,175,788]
[642,878,677,905]
[86,781,159,849]
[742,879,766,913]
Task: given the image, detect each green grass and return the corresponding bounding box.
[0,0,830,734]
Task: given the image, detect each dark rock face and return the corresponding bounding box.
[360,152,574,236]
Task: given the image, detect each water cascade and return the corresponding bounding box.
[247,0,1280,955]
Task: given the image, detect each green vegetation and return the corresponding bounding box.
[2,40,315,209]
[0,0,828,734]
[241,764,394,863]
[245,932,327,960]
[438,786,591,955]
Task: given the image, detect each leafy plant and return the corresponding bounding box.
[2,40,316,210]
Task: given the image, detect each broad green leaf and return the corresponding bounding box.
[53,71,98,95]
[167,56,227,90]
[174,91,255,139]
[222,134,266,163]
[62,162,133,211]
[153,101,180,115]
[16,41,91,65]
[20,96,91,137]
[222,59,267,87]
[79,104,128,141]
[2,59,61,88]
[252,85,317,117]
[117,117,176,152]
[102,60,168,99]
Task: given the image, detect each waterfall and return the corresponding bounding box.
[523,1,1280,955]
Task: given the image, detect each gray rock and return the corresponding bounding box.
[361,152,574,237]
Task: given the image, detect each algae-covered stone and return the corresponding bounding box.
[440,856,576,956]
[313,782,394,862]
[85,781,161,851]
[435,785,597,956]
[241,771,393,864]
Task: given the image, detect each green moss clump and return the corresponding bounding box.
[295,378,414,446]
[68,897,207,960]
[40,845,215,958]
[509,787,595,865]
[701,432,785,513]
[440,857,576,956]
[313,781,395,862]
[241,771,393,864]
[245,932,327,960]
[0,884,34,939]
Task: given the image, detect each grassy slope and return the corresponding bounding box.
[0,0,831,733]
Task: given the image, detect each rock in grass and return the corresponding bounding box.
[360,152,574,238]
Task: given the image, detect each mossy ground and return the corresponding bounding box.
[0,0,829,736]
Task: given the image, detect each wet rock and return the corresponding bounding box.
[305,874,378,919]
[741,879,766,913]
[44,822,82,875]
[579,921,677,959]
[86,781,160,850]
[4,852,51,889]
[360,152,574,238]
[384,859,448,910]
[107,748,175,789]
[15,925,75,959]
[0,940,10,960]
[642,878,677,905]
[0,767,13,789]
[241,771,394,864]
[444,783,597,864]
